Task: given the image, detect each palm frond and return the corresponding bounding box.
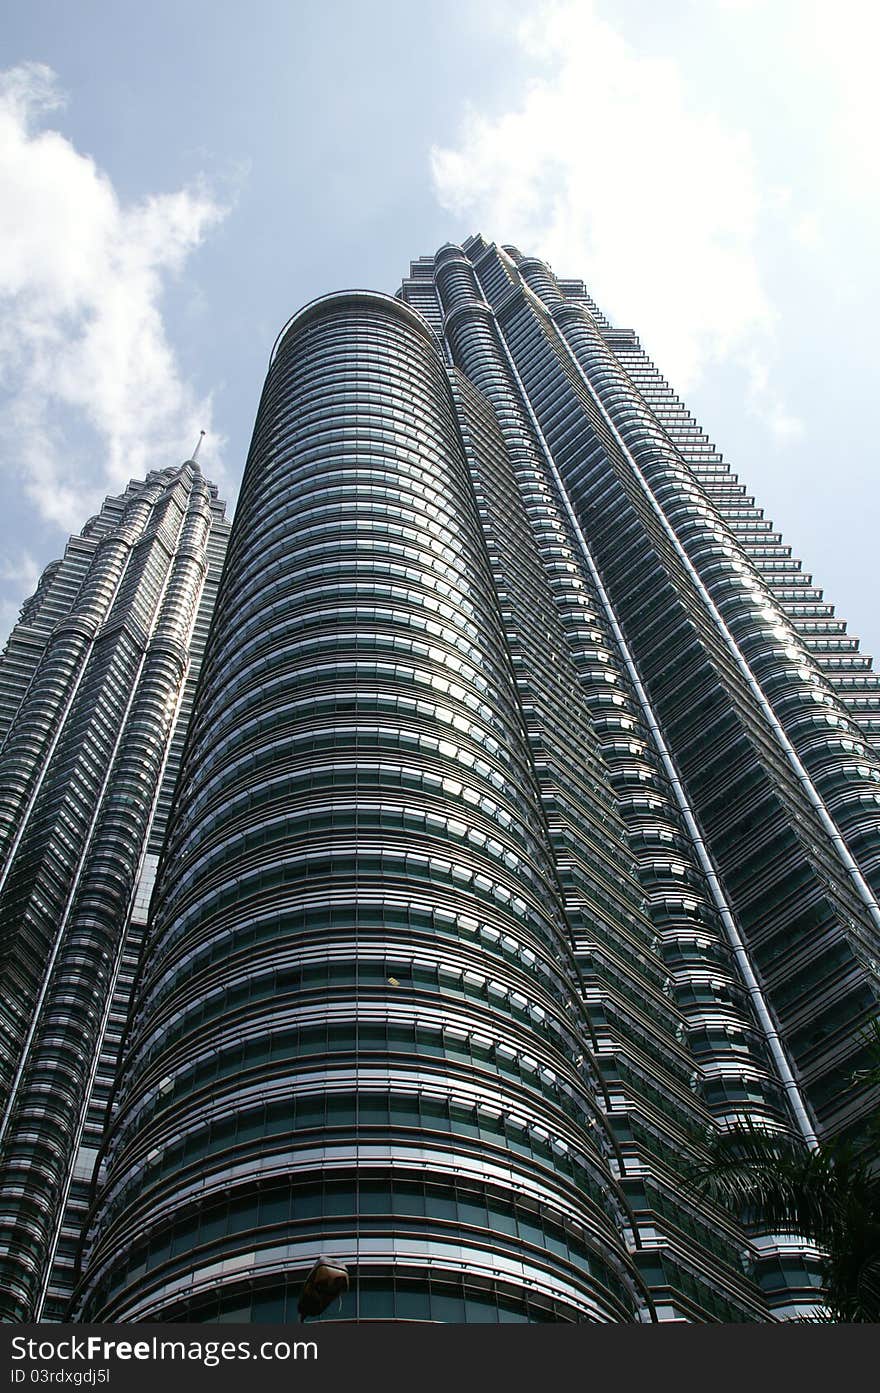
[691,1122,880,1320]
[689,1125,838,1242]
[854,1250,880,1321]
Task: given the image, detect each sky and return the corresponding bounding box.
[0,0,878,658]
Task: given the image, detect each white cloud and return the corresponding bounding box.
[803,0,880,193]
[0,549,41,639]
[792,212,822,250]
[0,62,229,534]
[0,550,40,599]
[430,0,801,437]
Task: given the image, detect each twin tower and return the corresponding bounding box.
[1,237,879,1323]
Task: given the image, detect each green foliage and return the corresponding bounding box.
[691,1023,880,1322]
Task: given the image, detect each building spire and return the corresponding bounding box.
[191,429,206,461]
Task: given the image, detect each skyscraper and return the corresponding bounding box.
[0,462,230,1321]
[2,236,879,1324]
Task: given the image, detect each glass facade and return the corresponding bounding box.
[0,463,230,1321]
[1,237,878,1324]
[73,294,652,1324]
